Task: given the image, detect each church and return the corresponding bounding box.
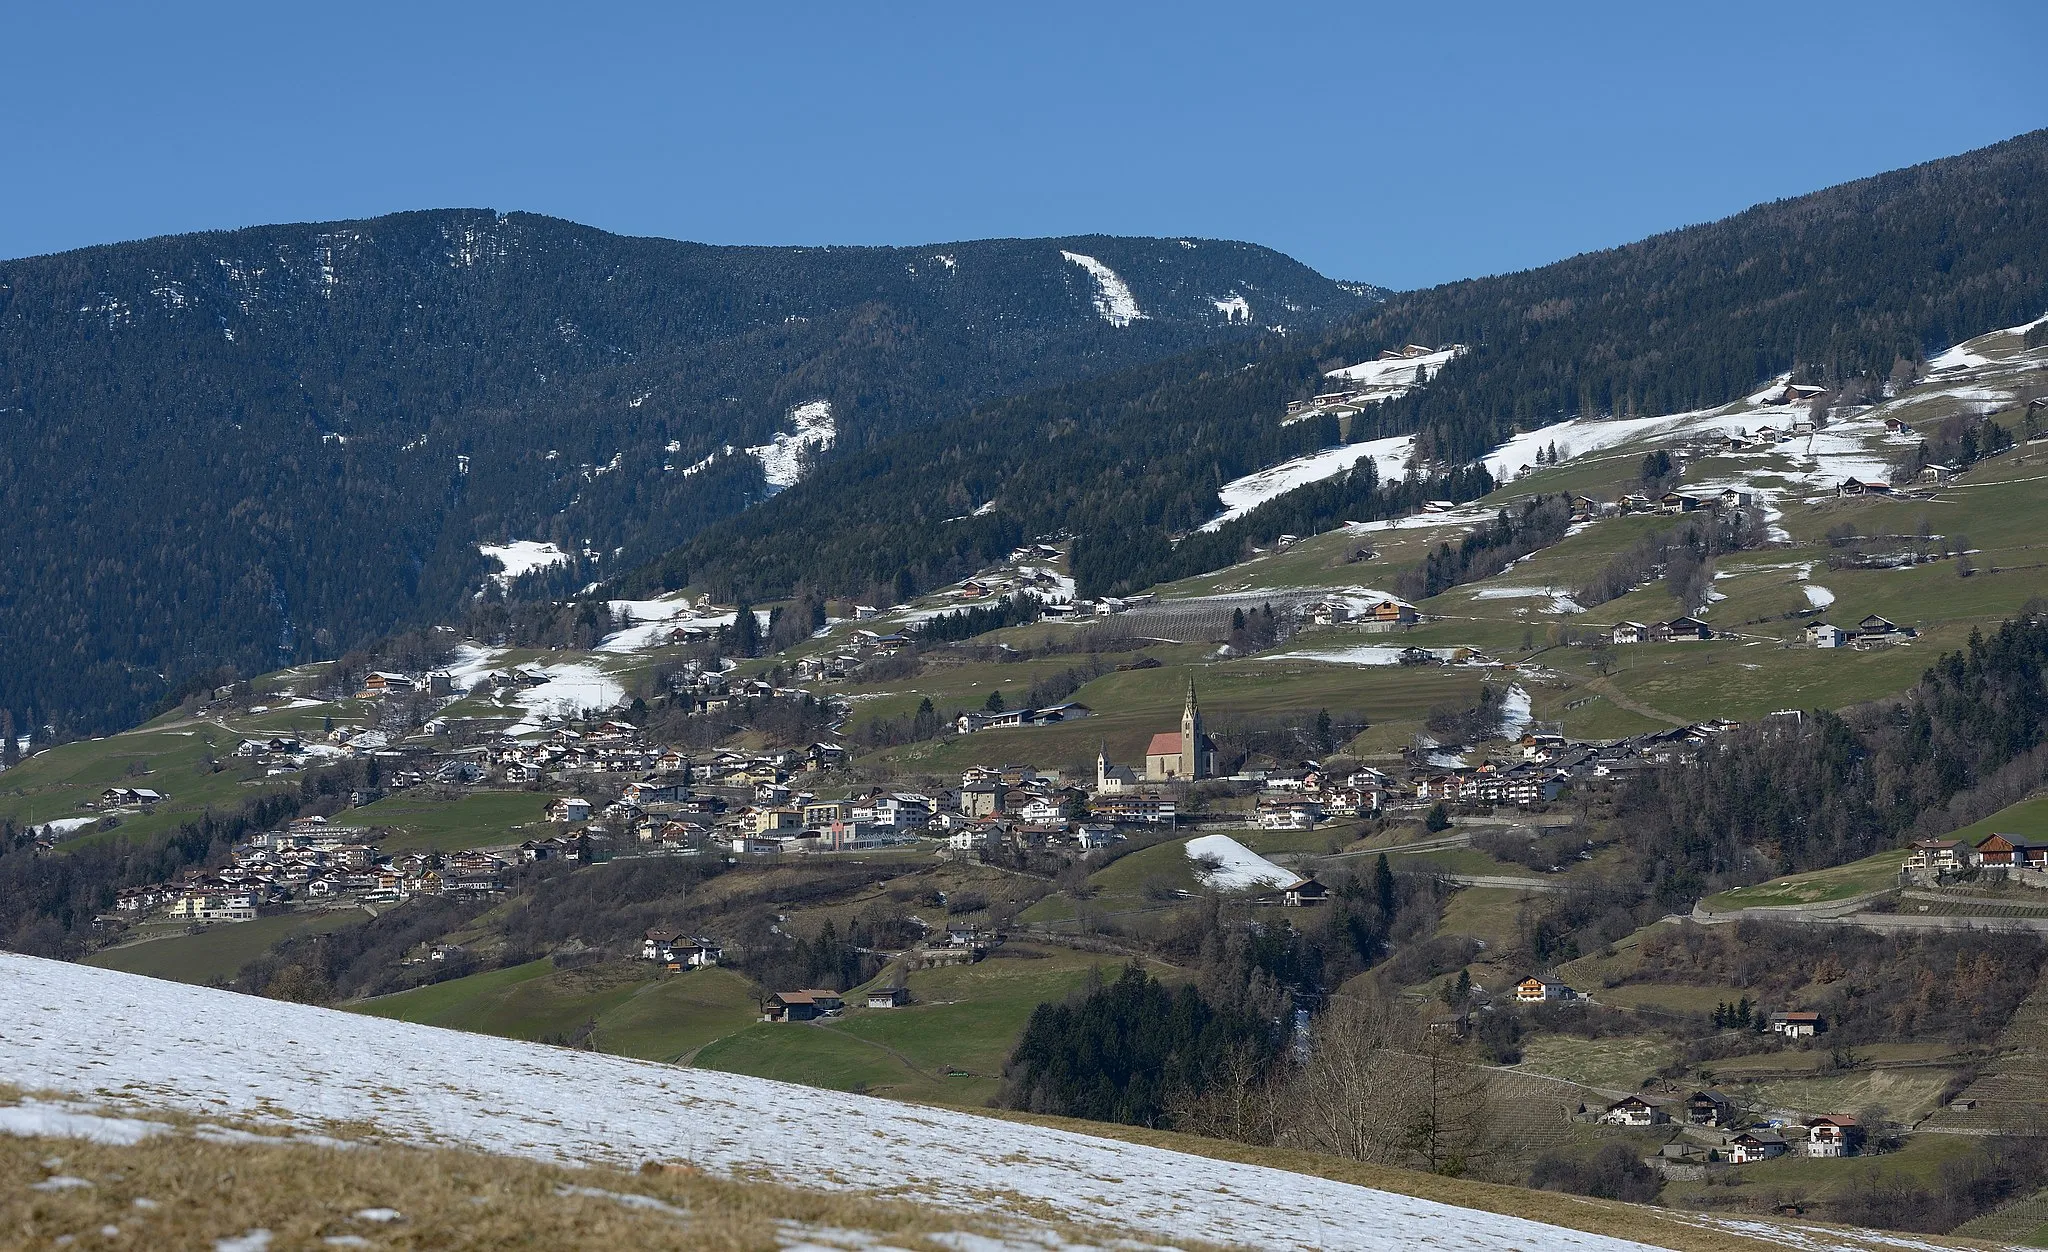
[1143,682,1216,782]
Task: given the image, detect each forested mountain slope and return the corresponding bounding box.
[0,212,1374,734]
[644,130,2048,605]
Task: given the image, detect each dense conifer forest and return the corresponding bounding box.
[650,130,2048,605]
[0,213,1371,733]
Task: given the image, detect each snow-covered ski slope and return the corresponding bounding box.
[0,954,1656,1252]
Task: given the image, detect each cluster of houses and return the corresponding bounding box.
[1607,617,1713,645]
[1903,831,2048,884]
[110,814,514,923]
[1298,598,1419,631]
[1804,615,1917,650]
[1599,1093,1863,1163]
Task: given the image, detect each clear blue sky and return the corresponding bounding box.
[3,2,2042,289]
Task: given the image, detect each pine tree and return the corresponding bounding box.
[1375,853,1398,918]
[1,710,16,769]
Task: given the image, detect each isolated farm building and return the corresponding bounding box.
[867,986,911,1009]
[1280,876,1329,907]
[1769,1011,1825,1038]
[766,990,845,1022]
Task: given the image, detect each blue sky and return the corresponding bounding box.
[3,2,2042,289]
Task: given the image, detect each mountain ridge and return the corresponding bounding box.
[0,211,1375,734]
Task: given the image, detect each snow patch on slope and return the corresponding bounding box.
[1200,435,1414,532]
[0,954,1659,1252]
[479,541,570,588]
[1060,251,1144,328]
[747,400,835,493]
[1323,346,1461,390]
[1185,834,1298,890]
[507,663,626,731]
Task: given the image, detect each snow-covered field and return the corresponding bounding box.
[1060,251,1144,327]
[478,540,570,588]
[748,399,835,493]
[1184,834,1297,891]
[1323,346,1461,391]
[0,955,1664,1252]
[1200,435,1414,532]
[507,663,626,731]
[1259,644,1462,667]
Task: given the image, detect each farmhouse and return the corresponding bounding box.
[867,986,911,1009]
[1280,877,1329,907]
[1599,1096,1668,1127]
[1902,838,1967,874]
[1728,1132,1789,1164]
[1806,622,1850,649]
[1651,617,1712,643]
[1514,975,1575,1003]
[1769,1011,1825,1038]
[766,990,845,1023]
[1805,1115,1861,1158]
[1686,1090,1735,1127]
[1610,621,1647,646]
[1974,833,2048,869]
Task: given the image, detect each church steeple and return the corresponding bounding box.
[1181,681,1204,780]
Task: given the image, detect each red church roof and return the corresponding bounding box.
[1146,733,1184,757]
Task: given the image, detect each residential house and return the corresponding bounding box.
[1657,492,1701,515]
[1654,617,1712,642]
[867,987,911,1009]
[1514,975,1575,1003]
[1090,794,1177,825]
[958,784,1006,819]
[1922,464,1955,484]
[1974,833,2048,870]
[1728,1132,1789,1164]
[1257,798,1322,831]
[1686,1090,1735,1127]
[1769,1011,1825,1038]
[1599,1096,1668,1127]
[1807,622,1850,649]
[1367,599,1420,626]
[1902,839,1968,875]
[1610,621,1647,646]
[1856,615,1915,641]
[1837,477,1890,497]
[547,796,593,824]
[1281,877,1328,907]
[752,806,805,836]
[1805,1115,1861,1158]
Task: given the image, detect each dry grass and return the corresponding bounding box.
[0,1091,1216,1252]
[962,1106,2012,1252]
